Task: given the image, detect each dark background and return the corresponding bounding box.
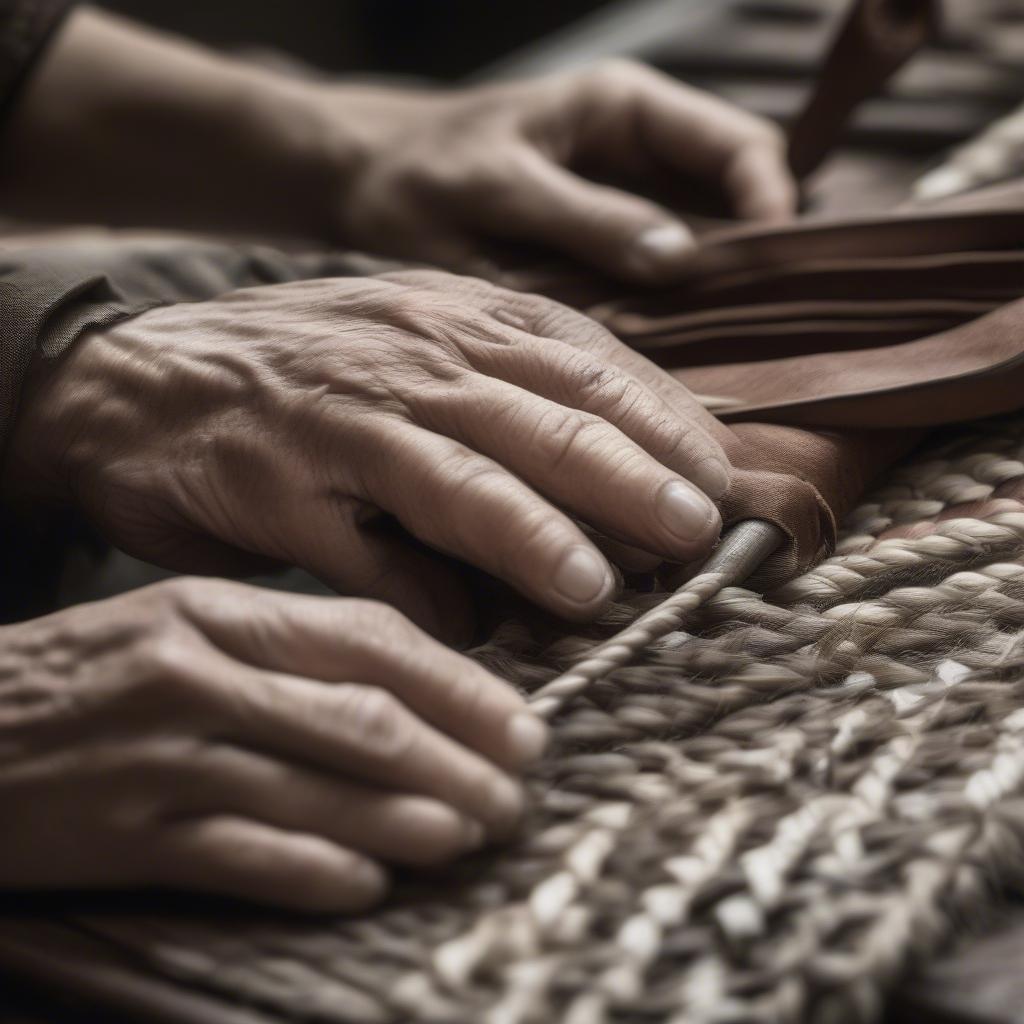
[96,1,613,79]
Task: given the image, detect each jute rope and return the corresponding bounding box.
[53,413,1024,1024]
[528,519,785,720]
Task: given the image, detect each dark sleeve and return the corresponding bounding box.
[0,236,387,453]
[0,0,74,126]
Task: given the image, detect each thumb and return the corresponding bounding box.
[488,148,696,283]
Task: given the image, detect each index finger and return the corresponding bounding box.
[592,62,797,221]
[176,581,548,773]
[492,289,738,479]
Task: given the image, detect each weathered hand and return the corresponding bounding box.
[316,60,796,281]
[0,578,545,911]
[3,8,794,277]
[6,272,727,637]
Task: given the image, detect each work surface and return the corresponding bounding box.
[8,416,1024,1023]
[5,0,1024,1021]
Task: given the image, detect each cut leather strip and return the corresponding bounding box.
[675,206,1024,280]
[613,298,993,342]
[674,298,1024,427]
[594,251,1024,317]
[639,317,974,367]
[788,0,939,178]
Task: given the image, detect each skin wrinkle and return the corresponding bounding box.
[0,6,815,913]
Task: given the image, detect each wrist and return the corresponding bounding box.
[228,72,377,244]
[0,8,348,241]
[2,331,108,510]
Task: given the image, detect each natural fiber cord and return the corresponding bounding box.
[529,519,786,720]
[13,413,1024,1023]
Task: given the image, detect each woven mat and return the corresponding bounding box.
[11,414,1024,1023]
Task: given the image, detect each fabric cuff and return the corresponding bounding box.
[0,235,384,455]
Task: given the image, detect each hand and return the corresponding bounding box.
[2,4,795,282]
[6,272,728,638]
[315,61,797,281]
[0,578,546,911]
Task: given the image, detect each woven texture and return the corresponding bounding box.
[20,410,1024,1024]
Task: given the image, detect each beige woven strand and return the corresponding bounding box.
[528,519,786,719]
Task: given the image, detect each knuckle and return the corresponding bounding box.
[411,832,466,868]
[566,354,629,405]
[750,117,787,151]
[502,503,577,576]
[444,667,486,722]
[128,627,210,709]
[528,300,620,354]
[143,734,207,772]
[200,828,281,878]
[147,575,207,610]
[345,598,413,640]
[383,268,456,292]
[336,685,412,760]
[647,412,692,457]
[438,450,507,503]
[730,119,787,162]
[533,408,608,472]
[134,627,192,683]
[588,57,643,91]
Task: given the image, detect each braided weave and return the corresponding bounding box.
[527,570,727,719]
[530,520,784,719]
[47,413,1024,1024]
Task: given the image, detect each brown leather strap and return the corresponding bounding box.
[672,298,1024,428]
[788,0,939,179]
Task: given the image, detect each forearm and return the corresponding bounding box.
[0,6,341,238]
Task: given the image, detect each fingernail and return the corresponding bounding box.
[353,858,388,894]
[553,546,611,605]
[691,458,731,502]
[507,712,549,765]
[913,165,973,202]
[656,480,718,541]
[632,223,694,270]
[463,818,486,851]
[488,776,525,832]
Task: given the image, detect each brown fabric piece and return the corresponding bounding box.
[722,426,920,583]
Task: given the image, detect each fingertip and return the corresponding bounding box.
[741,186,798,223]
[506,711,549,766]
[317,856,389,913]
[627,222,697,281]
[485,774,527,840]
[729,146,799,222]
[383,798,487,865]
[688,457,732,503]
[654,479,722,560]
[913,165,974,203]
[550,544,616,618]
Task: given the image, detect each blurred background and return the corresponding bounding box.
[89,0,1024,154]
[94,0,615,79]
